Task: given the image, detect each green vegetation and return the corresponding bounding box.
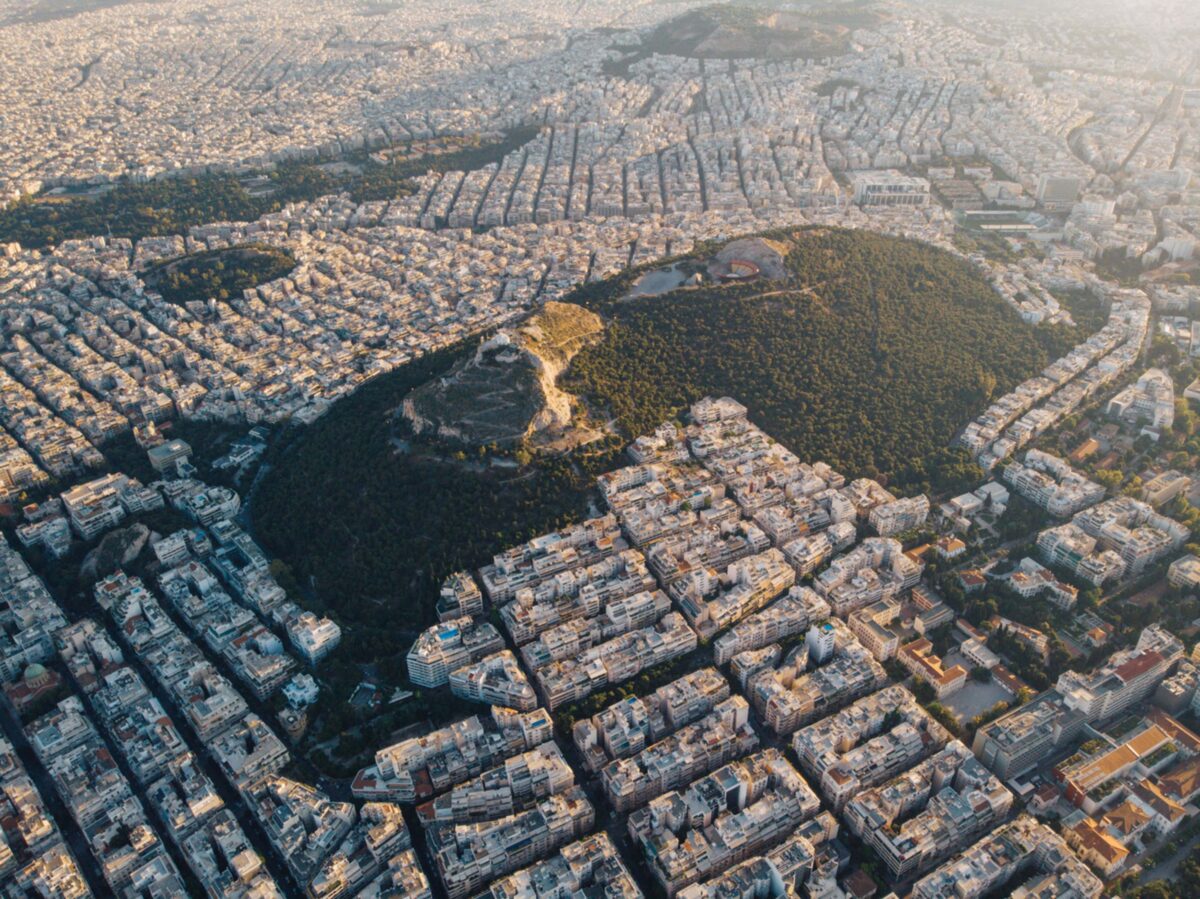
[642,3,887,60]
[1094,247,1146,287]
[1,176,266,250]
[0,127,539,249]
[143,245,296,306]
[352,127,539,204]
[951,229,1021,265]
[564,227,1074,491]
[1053,288,1109,335]
[1117,814,1200,897]
[551,651,711,734]
[252,227,1068,661]
[815,77,860,96]
[251,339,622,663]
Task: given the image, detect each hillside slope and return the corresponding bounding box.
[563,227,1077,482]
[403,301,604,450]
[251,227,1075,652]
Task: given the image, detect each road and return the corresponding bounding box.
[89,613,303,895]
[0,700,109,895]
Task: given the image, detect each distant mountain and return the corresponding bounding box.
[642,2,890,60]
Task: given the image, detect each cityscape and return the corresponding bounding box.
[2,1,1200,899]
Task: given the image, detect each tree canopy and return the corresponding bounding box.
[251,227,1069,656]
[564,227,1075,488]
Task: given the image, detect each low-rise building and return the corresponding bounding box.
[845,741,1013,881]
[899,638,968,699]
[627,749,820,896]
[287,611,342,665]
[1005,557,1079,609]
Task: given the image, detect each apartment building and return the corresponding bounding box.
[748,623,887,734]
[627,749,820,896]
[713,588,830,666]
[793,685,952,809]
[419,742,574,825]
[845,741,1013,881]
[427,787,594,899]
[406,618,506,688]
[354,706,552,802]
[573,667,730,773]
[1003,450,1106,517]
[448,650,538,712]
[601,696,759,811]
[911,816,1101,899]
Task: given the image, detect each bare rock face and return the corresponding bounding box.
[80,523,150,581]
[403,302,604,451]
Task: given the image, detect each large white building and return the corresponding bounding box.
[1003,450,1105,517]
[406,618,506,688]
[850,170,931,207]
[1106,368,1175,431]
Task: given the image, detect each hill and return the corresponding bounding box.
[403,301,605,451]
[142,244,296,307]
[250,227,1077,663]
[642,3,888,60]
[251,340,622,656]
[562,227,1076,483]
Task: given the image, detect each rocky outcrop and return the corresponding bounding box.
[403,302,603,450]
[80,523,150,581]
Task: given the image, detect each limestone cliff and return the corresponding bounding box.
[403,301,604,450]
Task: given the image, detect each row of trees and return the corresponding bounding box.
[0,127,539,248]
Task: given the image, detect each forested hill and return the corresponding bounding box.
[251,226,1075,646]
[563,227,1078,487]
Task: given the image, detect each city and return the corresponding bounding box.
[1,1,1200,898]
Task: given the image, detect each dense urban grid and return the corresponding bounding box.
[3,0,1200,898]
